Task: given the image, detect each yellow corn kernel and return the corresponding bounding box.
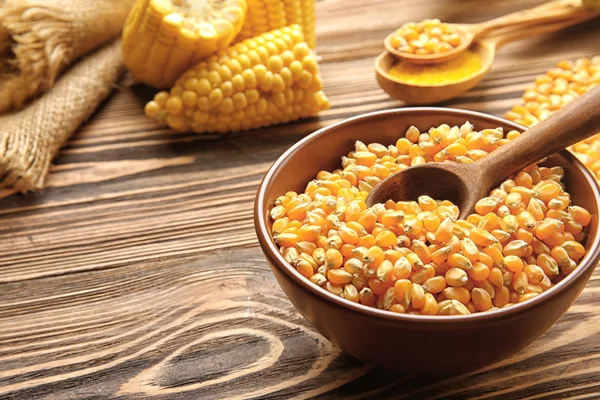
[376,260,395,285]
[434,217,454,242]
[381,211,405,228]
[327,235,342,249]
[537,253,559,276]
[376,230,398,247]
[503,240,528,257]
[298,224,321,241]
[309,273,326,286]
[283,248,300,266]
[422,276,447,294]
[359,287,376,306]
[324,248,343,269]
[421,292,439,315]
[535,183,561,203]
[500,215,518,235]
[275,232,299,247]
[325,281,343,296]
[468,262,490,282]
[482,245,505,269]
[568,206,592,226]
[394,279,413,309]
[478,213,499,232]
[447,253,473,271]
[504,255,524,274]
[512,271,528,294]
[491,229,511,243]
[343,258,362,275]
[518,211,536,230]
[364,246,385,267]
[353,151,378,166]
[488,266,504,288]
[535,218,563,240]
[403,216,424,235]
[368,278,387,296]
[445,267,468,287]
[550,245,571,268]
[474,197,500,215]
[493,286,510,308]
[357,234,376,248]
[297,241,317,255]
[410,263,435,284]
[562,240,586,260]
[470,228,498,247]
[338,225,359,245]
[449,300,471,315]
[342,284,359,302]
[471,287,492,312]
[357,209,378,232]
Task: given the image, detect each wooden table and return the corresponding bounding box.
[1,0,600,398]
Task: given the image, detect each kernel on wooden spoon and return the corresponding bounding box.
[384,0,593,65]
[367,85,600,219]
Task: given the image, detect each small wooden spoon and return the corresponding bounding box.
[366,85,600,219]
[375,13,597,105]
[384,0,593,65]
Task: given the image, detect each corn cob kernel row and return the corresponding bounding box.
[269,123,590,315]
[123,0,248,88]
[145,25,329,133]
[390,19,461,55]
[506,57,600,180]
[237,0,316,48]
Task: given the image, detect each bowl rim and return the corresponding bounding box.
[254,107,600,324]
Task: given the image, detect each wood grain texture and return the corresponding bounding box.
[1,0,600,398]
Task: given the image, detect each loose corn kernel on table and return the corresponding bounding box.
[1,0,599,398]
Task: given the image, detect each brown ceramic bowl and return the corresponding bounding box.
[254,108,600,375]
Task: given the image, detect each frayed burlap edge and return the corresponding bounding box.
[0,0,134,113]
[0,40,124,192]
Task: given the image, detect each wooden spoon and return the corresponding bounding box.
[366,84,600,219]
[375,12,597,105]
[384,0,594,65]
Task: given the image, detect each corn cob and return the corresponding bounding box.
[236,0,316,48]
[123,0,248,88]
[145,25,329,133]
[506,56,600,180]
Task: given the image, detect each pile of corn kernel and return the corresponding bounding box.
[270,123,591,315]
[506,57,600,180]
[390,19,461,55]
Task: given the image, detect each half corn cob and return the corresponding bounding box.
[506,56,600,180]
[145,24,329,132]
[236,0,316,48]
[123,0,247,88]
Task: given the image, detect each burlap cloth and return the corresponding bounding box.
[0,0,135,191]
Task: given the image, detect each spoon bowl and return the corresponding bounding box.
[383,26,473,66]
[375,41,492,105]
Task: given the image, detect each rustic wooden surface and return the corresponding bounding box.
[1,0,600,398]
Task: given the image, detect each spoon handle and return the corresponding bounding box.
[477,84,600,186]
[471,0,585,40]
[481,12,598,49]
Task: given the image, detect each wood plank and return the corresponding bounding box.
[1,0,600,398]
